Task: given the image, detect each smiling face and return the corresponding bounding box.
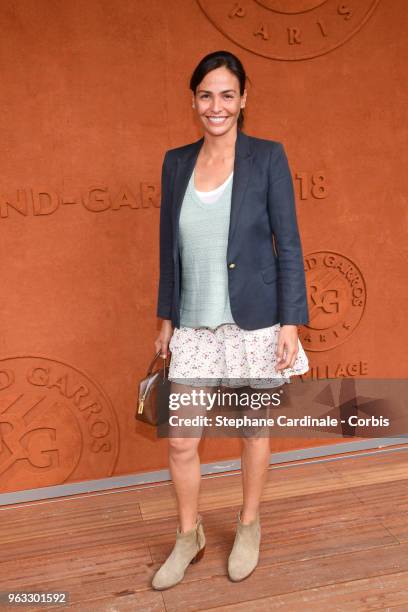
[192,66,247,136]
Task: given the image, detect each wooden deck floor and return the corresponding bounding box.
[1,447,408,611]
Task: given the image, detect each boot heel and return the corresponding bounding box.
[151,517,206,590]
[190,545,205,564]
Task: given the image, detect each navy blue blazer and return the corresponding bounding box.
[156,128,309,330]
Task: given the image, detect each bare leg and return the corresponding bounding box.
[239,386,273,524]
[167,381,214,533]
[240,436,270,523]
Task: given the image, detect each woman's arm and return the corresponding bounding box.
[267,142,309,326]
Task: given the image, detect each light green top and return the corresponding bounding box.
[178,169,235,328]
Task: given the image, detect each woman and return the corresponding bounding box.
[152,50,310,590]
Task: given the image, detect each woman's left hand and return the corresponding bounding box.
[275,324,299,371]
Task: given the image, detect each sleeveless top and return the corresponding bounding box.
[178,168,236,328]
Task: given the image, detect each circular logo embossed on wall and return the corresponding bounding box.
[197,0,380,60]
[300,251,366,351]
[0,356,120,492]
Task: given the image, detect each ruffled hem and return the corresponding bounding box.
[168,323,309,388]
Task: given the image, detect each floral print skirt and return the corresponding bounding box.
[168,322,309,389]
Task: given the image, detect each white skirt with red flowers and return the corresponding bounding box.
[168,322,309,389]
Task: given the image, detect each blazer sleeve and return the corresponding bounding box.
[267,142,310,326]
[156,151,174,320]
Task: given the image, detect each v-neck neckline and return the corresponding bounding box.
[188,170,232,210]
[193,167,234,194]
[189,169,233,208]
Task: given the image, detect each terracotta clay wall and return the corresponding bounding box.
[0,0,407,494]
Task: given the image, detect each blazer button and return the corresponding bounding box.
[228,263,236,269]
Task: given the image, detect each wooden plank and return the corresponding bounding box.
[161,542,408,611]
[2,449,408,610]
[208,570,408,611]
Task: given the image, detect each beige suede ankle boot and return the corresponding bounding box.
[228,509,261,582]
[151,514,206,590]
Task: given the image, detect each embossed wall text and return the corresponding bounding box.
[0,356,120,490]
[0,183,160,218]
[301,251,367,351]
[197,0,380,60]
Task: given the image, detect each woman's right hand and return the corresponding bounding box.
[155,319,174,359]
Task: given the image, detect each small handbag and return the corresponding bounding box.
[136,349,171,426]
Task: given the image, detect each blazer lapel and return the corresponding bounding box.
[228,129,253,246]
[172,129,253,261]
[171,137,203,260]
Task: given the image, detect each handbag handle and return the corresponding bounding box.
[147,349,169,376]
[138,349,170,416]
